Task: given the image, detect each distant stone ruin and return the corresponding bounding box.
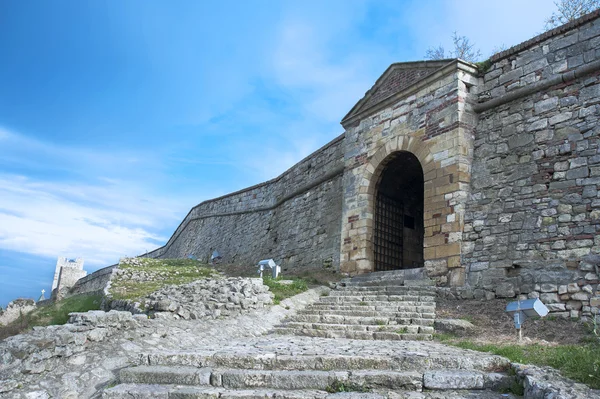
[51,257,87,299]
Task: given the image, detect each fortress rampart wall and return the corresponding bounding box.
[146,134,346,273]
[462,11,600,314]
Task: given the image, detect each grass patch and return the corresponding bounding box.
[433,332,458,342]
[262,277,308,305]
[453,341,600,389]
[109,258,219,301]
[0,293,102,340]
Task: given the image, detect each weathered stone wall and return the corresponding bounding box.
[463,12,600,316]
[68,265,117,297]
[147,135,345,274]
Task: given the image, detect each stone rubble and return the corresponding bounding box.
[1,278,598,398]
[0,299,37,327]
[105,277,273,319]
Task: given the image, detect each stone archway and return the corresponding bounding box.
[372,151,424,271]
[340,131,468,286]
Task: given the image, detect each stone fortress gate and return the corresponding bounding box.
[143,10,600,314]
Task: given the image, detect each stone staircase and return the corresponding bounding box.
[273,270,436,341]
[102,337,518,398]
[102,270,520,398]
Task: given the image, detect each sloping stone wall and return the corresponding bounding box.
[147,135,345,274]
[463,13,600,316]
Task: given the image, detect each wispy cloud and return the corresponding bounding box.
[0,128,198,267]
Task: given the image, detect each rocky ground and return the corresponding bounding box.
[1,284,598,399]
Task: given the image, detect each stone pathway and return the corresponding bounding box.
[1,276,598,398]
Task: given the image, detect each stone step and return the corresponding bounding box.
[341,278,407,287]
[142,349,510,373]
[103,384,519,399]
[119,366,421,391]
[334,284,435,290]
[288,314,435,325]
[273,327,433,341]
[296,309,436,317]
[331,287,436,295]
[117,366,513,392]
[279,322,434,334]
[403,279,436,287]
[309,301,436,310]
[319,295,436,303]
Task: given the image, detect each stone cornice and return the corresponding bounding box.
[341,59,479,129]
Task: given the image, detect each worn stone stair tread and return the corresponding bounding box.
[143,346,511,373]
[310,301,436,308]
[402,279,436,287]
[286,316,435,327]
[109,366,514,395]
[320,296,436,302]
[383,391,519,399]
[333,290,436,295]
[103,384,336,399]
[105,385,517,399]
[272,327,433,341]
[289,313,435,325]
[120,365,212,385]
[332,287,435,293]
[278,322,432,333]
[294,310,436,318]
[118,367,423,390]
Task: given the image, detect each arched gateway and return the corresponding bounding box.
[338,60,479,287]
[372,151,424,271]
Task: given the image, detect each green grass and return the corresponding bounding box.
[453,341,600,389]
[262,277,308,305]
[32,294,103,325]
[0,293,103,340]
[109,258,219,301]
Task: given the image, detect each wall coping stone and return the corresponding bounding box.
[490,9,600,63]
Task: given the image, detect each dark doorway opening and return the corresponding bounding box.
[374,151,424,271]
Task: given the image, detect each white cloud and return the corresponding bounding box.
[0,173,185,266]
[0,129,203,267]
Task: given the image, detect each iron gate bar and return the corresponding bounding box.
[374,193,404,271]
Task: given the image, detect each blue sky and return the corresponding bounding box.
[0,0,557,307]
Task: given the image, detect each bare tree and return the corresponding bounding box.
[424,32,482,63]
[424,45,445,61]
[545,0,600,30]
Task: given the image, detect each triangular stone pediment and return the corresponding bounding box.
[342,60,454,126]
